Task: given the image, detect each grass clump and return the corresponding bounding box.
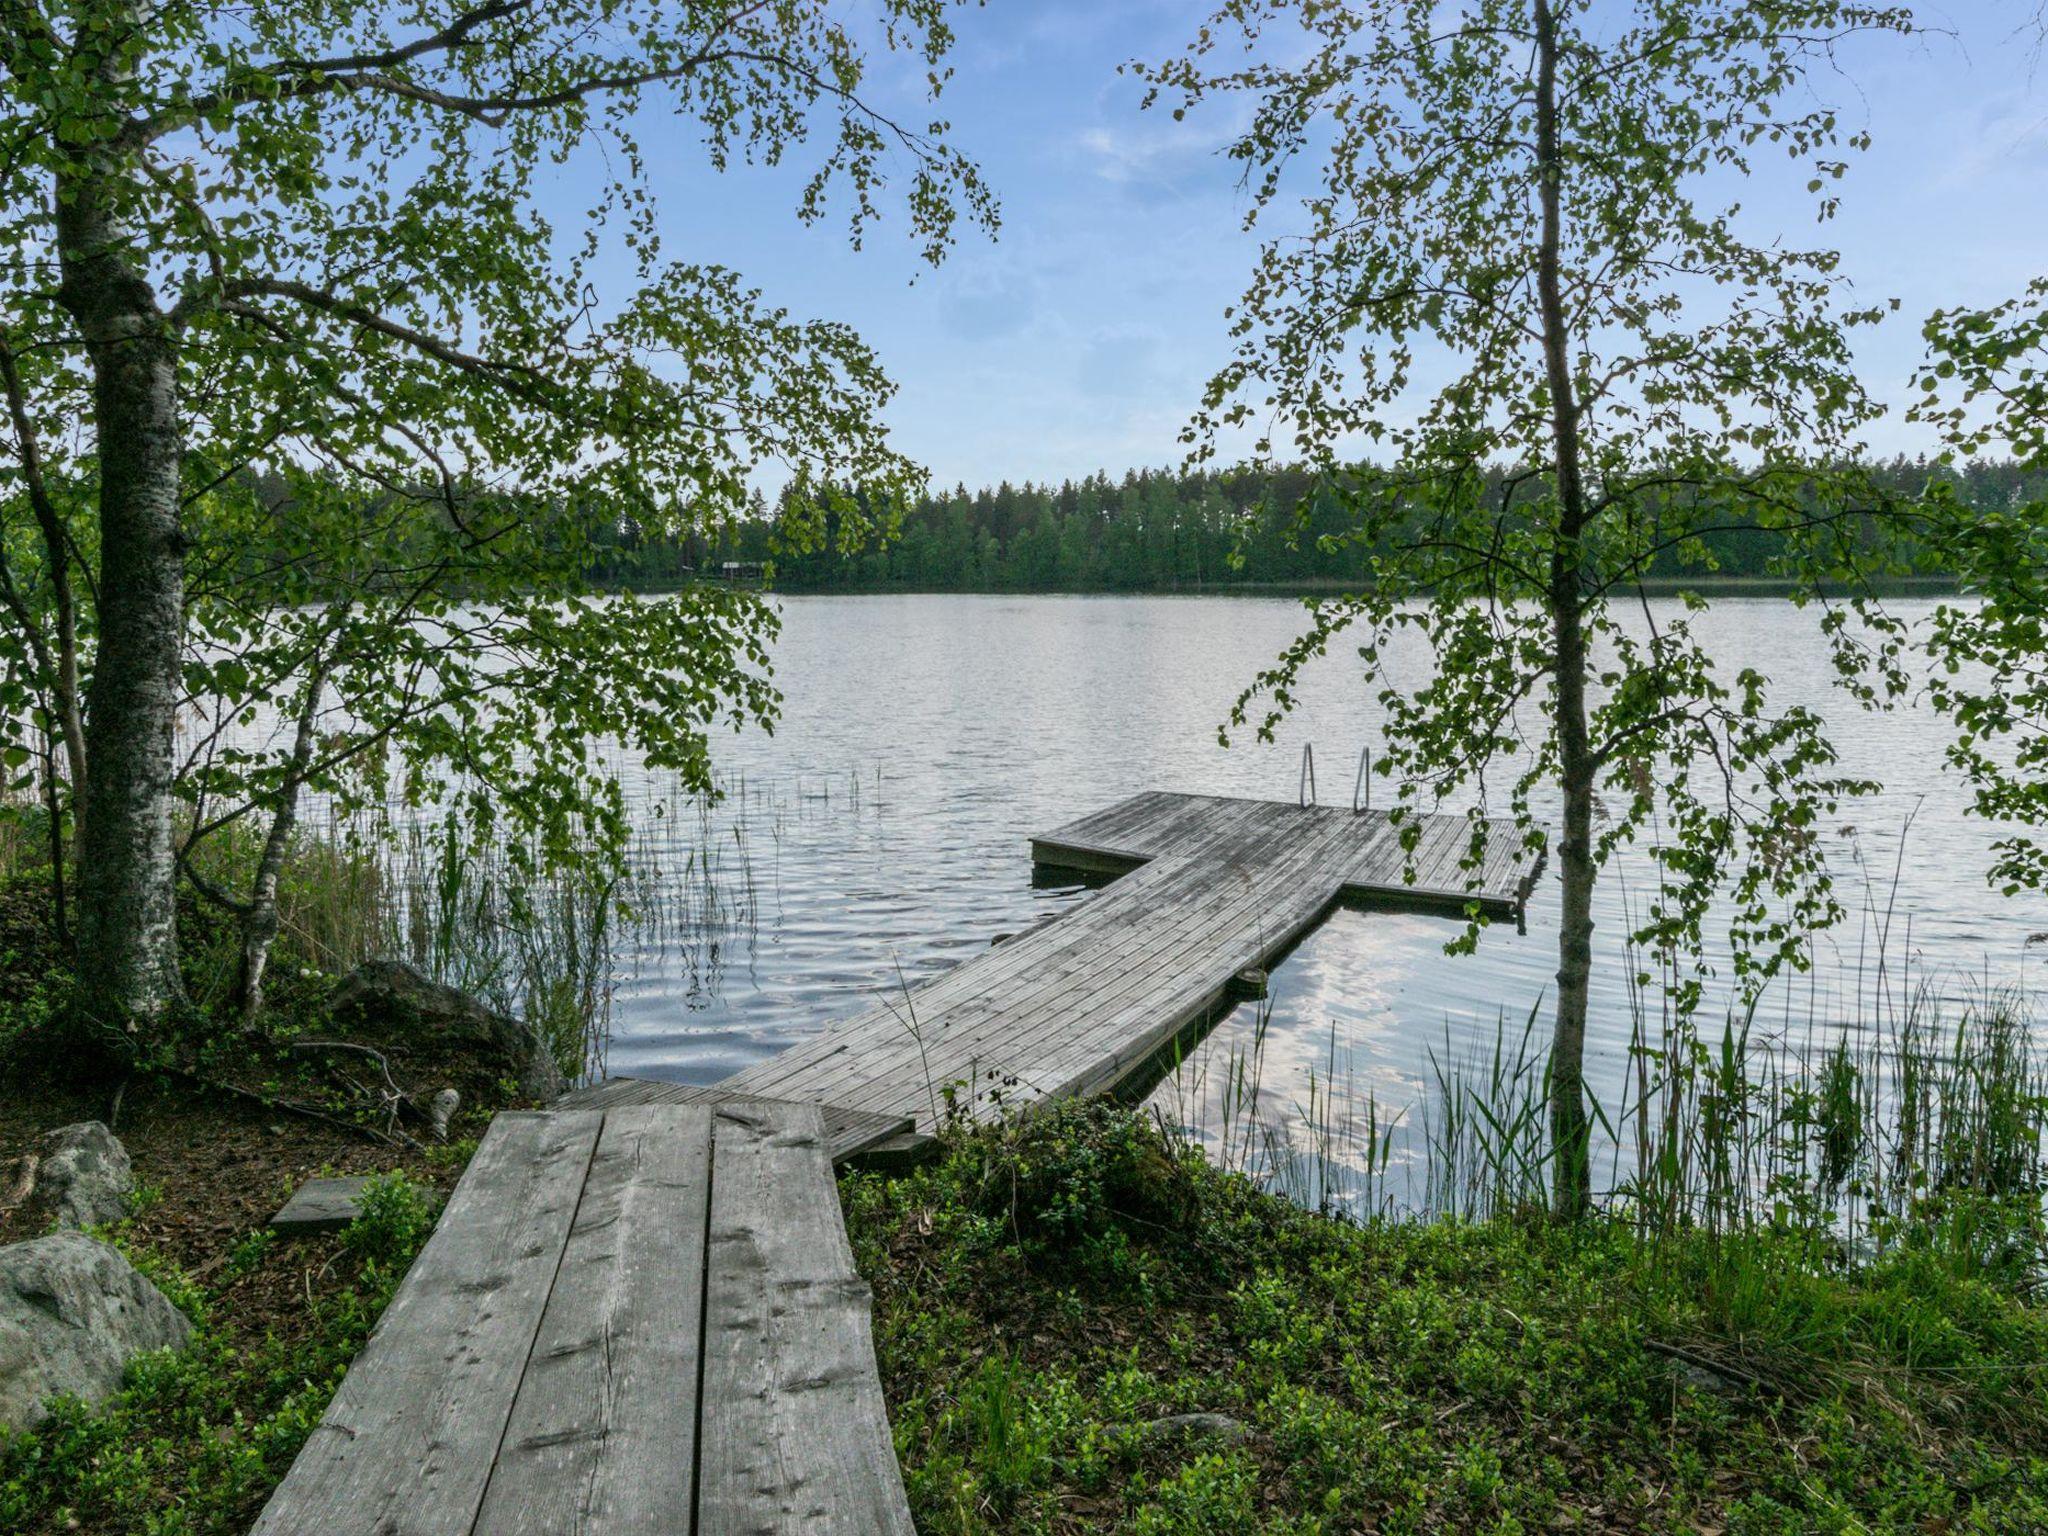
[845,1101,2048,1535]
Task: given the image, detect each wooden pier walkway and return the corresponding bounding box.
[253,790,1529,1533]
[250,1100,912,1535]
[714,791,1531,1152]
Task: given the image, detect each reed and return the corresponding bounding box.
[1164,941,2047,1303]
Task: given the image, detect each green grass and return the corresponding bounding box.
[845,1102,2048,1535]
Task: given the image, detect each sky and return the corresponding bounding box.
[560,1,2048,491]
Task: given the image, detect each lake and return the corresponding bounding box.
[591,593,2047,1197]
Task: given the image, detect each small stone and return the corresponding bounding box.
[0,1232,193,1431]
[1666,1356,1745,1396]
[32,1122,132,1231]
[428,1088,461,1140]
[1134,1412,1250,1449]
[0,1152,39,1210]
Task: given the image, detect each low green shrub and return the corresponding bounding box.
[850,1106,2048,1535]
[0,1171,438,1536]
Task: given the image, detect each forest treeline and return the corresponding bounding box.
[592,458,2040,593]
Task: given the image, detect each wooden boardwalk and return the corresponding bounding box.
[695,791,1532,1151]
[250,1102,911,1536]
[254,790,1532,1534]
[551,1076,914,1163]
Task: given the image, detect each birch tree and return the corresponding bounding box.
[0,0,992,1052]
[1142,0,1911,1215]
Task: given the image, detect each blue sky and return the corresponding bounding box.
[608,1,2048,489]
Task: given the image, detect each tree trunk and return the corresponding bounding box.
[237,652,329,1022]
[0,339,87,811]
[1533,0,1595,1220]
[56,168,187,1047]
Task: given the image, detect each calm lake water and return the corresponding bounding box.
[595,594,2047,1191]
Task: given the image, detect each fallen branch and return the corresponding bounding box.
[287,1038,422,1142]
[1644,1337,1766,1393]
[163,1066,425,1152]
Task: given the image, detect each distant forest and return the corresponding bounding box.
[594,459,2042,594]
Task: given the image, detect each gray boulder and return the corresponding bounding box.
[329,959,564,1101]
[0,1232,193,1431]
[33,1121,132,1231]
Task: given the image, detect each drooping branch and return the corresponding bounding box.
[129,0,540,142]
[221,280,545,383]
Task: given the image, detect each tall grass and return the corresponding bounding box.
[1168,945,2048,1295]
[213,764,826,1084]
[174,761,780,1084]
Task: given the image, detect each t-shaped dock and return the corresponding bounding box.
[569,790,1536,1158]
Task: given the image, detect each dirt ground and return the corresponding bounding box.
[0,1072,459,1362]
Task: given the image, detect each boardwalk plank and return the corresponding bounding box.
[724,791,1531,1147]
[696,1102,914,1535]
[550,1078,911,1163]
[474,1105,713,1536]
[250,1112,602,1536]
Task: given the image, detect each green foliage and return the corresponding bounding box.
[340,1172,438,1275]
[973,1101,1204,1266]
[847,1106,2048,1534]
[0,0,997,1025]
[1136,0,1917,988]
[0,1171,437,1536]
[1913,283,2048,895]
[1138,0,1924,1213]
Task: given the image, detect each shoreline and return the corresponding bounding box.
[612,573,1964,601]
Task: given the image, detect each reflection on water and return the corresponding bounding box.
[589,594,2047,1195]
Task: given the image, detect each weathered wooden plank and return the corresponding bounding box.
[745,809,1356,1128]
[697,1102,914,1534]
[940,808,1358,1086]
[735,802,1367,1126]
[472,1105,713,1536]
[1042,794,1526,913]
[739,798,1278,1080]
[550,1078,912,1163]
[250,1112,603,1536]
[269,1176,374,1235]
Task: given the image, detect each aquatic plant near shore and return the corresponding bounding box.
[1163,956,2047,1307]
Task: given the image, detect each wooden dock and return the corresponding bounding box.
[251,1101,911,1535]
[551,1076,914,1163]
[253,790,1531,1534]
[621,791,1533,1154]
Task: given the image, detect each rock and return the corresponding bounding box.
[1663,1352,1746,1397]
[1134,1412,1250,1450]
[428,1088,461,1140]
[0,1232,194,1431]
[327,960,564,1101]
[32,1122,132,1230]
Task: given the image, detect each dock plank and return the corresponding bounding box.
[721,791,1532,1143]
[250,1112,603,1536]
[550,1077,911,1163]
[696,1101,915,1534]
